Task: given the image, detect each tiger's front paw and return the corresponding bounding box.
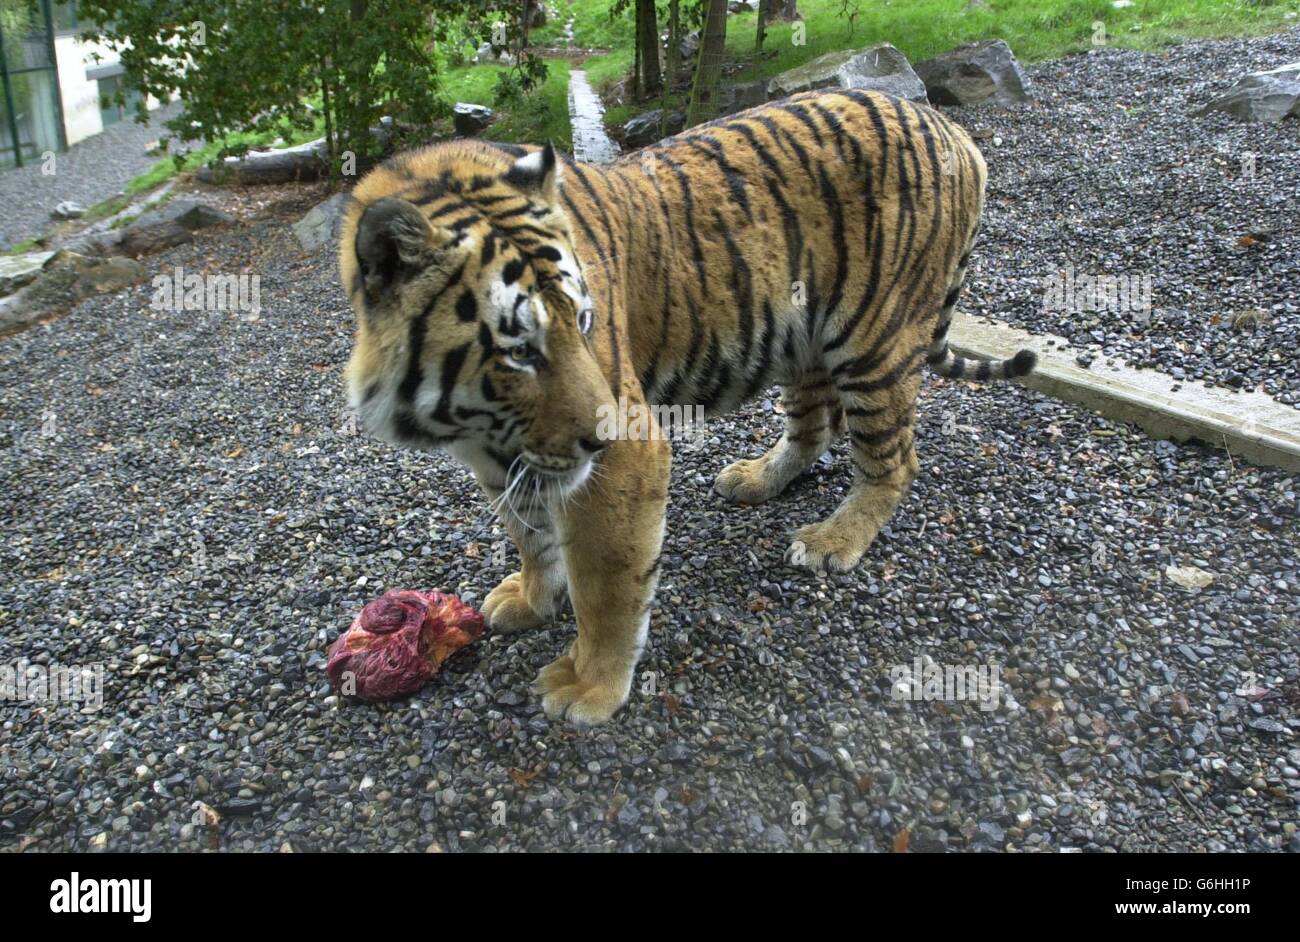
[533,650,633,727]
[482,572,546,633]
[714,456,783,505]
[785,520,869,573]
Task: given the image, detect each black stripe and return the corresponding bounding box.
[430,343,471,424]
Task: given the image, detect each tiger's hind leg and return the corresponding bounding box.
[785,370,921,573]
[714,376,844,505]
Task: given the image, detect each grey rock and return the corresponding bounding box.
[622,110,686,149]
[767,44,927,103]
[292,193,349,253]
[472,42,516,68]
[718,80,770,116]
[139,199,235,233]
[0,250,145,333]
[51,201,86,220]
[0,251,54,296]
[679,30,700,64]
[915,39,1031,106]
[453,103,496,138]
[1195,62,1300,123]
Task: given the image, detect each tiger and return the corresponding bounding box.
[338,88,1035,726]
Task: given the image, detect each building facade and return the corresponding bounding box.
[1,1,163,168]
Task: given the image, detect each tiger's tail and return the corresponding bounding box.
[926,240,1036,382]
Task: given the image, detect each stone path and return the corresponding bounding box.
[0,101,185,251]
[567,70,620,164]
[952,313,1300,472]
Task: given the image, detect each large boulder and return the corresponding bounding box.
[914,39,1030,106]
[623,110,686,149]
[767,44,928,102]
[292,193,350,252]
[69,199,233,259]
[453,103,496,138]
[718,79,770,116]
[1195,62,1300,123]
[136,199,234,233]
[51,201,85,220]
[0,251,54,296]
[679,30,700,64]
[0,251,145,334]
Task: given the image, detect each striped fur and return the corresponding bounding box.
[338,89,1034,725]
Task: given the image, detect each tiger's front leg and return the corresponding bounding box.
[535,437,670,726]
[477,475,567,633]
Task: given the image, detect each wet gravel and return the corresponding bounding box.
[953,29,1300,405]
[0,101,185,251]
[2,192,1297,852]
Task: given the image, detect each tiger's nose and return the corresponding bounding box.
[578,437,611,455]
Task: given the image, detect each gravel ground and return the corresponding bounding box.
[0,101,184,251]
[953,29,1300,405]
[1,187,1297,852]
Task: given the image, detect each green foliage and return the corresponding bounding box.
[74,0,458,174]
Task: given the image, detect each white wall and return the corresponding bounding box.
[54,34,105,145]
[54,35,168,147]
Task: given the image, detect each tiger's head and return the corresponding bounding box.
[339,141,615,494]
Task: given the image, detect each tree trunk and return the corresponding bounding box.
[755,0,768,52]
[686,0,728,127]
[636,0,662,100]
[666,0,681,90]
[521,0,533,52]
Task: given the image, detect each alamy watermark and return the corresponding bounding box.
[595,396,706,448]
[889,657,1001,712]
[1042,265,1152,321]
[150,265,261,319]
[2,659,104,711]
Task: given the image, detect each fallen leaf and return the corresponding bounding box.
[1029,693,1064,718]
[605,793,628,822]
[226,445,244,459]
[509,765,543,788]
[1171,690,1191,717]
[893,828,911,853]
[1165,565,1213,590]
[463,542,481,558]
[661,692,681,715]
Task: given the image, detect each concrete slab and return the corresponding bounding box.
[950,313,1300,472]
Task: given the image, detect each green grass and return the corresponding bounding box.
[440,58,574,149]
[121,123,326,196]
[566,0,1300,121]
[5,238,43,255]
[81,193,133,223]
[109,190,177,230]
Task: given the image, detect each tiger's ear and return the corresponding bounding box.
[505,142,561,201]
[354,197,450,300]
